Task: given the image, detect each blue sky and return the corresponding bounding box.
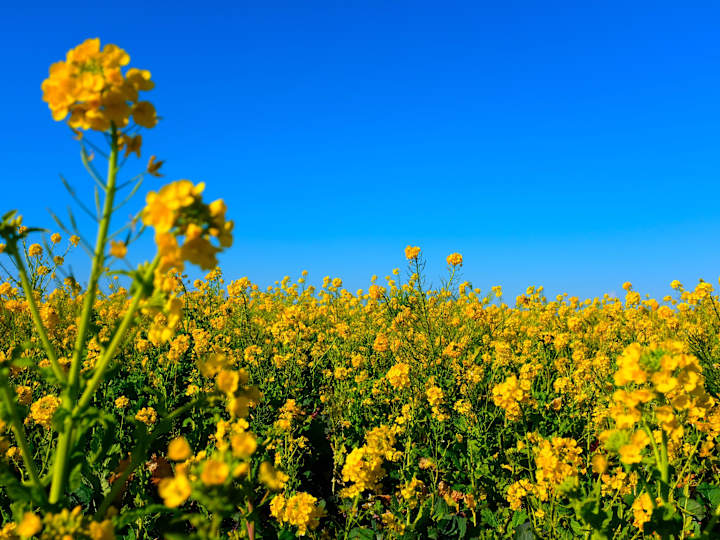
[3,1,720,300]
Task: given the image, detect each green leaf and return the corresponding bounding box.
[116,504,181,528]
[679,497,706,521]
[278,530,296,540]
[510,510,529,528]
[348,527,375,540]
[514,521,535,540]
[481,508,498,528]
[697,483,720,508]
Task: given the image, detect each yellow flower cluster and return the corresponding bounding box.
[11,506,114,540]
[142,180,234,286]
[386,362,410,389]
[446,252,463,266]
[158,416,265,509]
[42,38,155,132]
[399,476,426,508]
[158,471,192,508]
[506,479,533,511]
[11,230,720,536]
[404,245,421,260]
[601,341,719,465]
[270,492,325,536]
[340,425,399,498]
[532,436,583,500]
[28,395,61,430]
[505,436,582,510]
[492,375,530,421]
[274,399,303,431]
[135,406,157,426]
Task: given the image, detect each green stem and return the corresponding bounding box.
[0,372,46,501]
[75,256,159,415]
[12,252,66,385]
[49,125,119,505]
[67,125,119,400]
[48,427,71,505]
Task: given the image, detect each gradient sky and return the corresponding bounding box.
[3,1,720,300]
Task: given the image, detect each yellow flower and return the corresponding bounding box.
[614,344,647,386]
[135,407,157,426]
[118,134,142,158]
[158,473,191,507]
[50,233,61,244]
[386,362,410,389]
[109,240,127,258]
[591,454,608,475]
[631,492,654,530]
[88,519,115,540]
[272,492,325,536]
[143,180,204,231]
[125,68,154,91]
[132,101,157,128]
[114,396,129,409]
[404,245,421,260]
[216,369,239,395]
[42,39,154,132]
[506,479,532,510]
[168,437,192,461]
[29,395,61,429]
[231,431,258,459]
[368,284,384,300]
[492,375,528,421]
[426,385,444,407]
[201,458,229,486]
[15,386,32,406]
[618,430,650,465]
[28,244,43,257]
[446,252,463,266]
[181,236,220,270]
[17,512,42,537]
[259,461,289,490]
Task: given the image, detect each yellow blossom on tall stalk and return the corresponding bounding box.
[0,38,247,534]
[404,245,421,260]
[142,179,234,290]
[42,38,156,134]
[446,252,463,266]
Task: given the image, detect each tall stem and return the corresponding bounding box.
[75,256,159,414]
[49,125,119,505]
[67,124,119,400]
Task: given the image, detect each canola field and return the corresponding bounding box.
[1,38,720,539]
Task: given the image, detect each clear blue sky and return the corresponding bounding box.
[3,1,720,300]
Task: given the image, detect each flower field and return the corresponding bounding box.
[1,38,720,539]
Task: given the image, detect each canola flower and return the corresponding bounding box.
[42,38,156,134]
[270,492,326,536]
[4,253,720,537]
